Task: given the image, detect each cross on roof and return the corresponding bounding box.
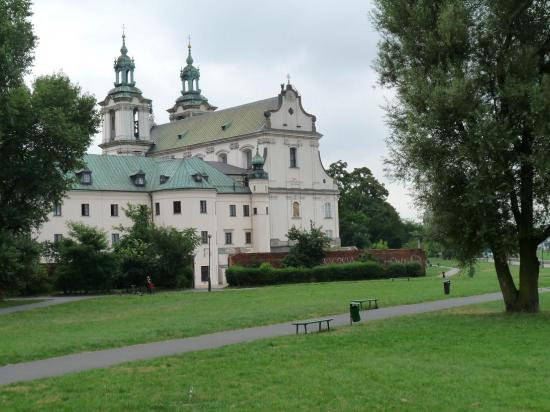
[286,73,291,84]
[188,34,192,48]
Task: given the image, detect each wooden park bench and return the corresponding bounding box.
[292,318,334,335]
[351,298,379,310]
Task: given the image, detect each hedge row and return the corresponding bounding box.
[226,261,424,287]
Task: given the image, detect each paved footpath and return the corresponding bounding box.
[3,288,548,386]
[0,296,102,316]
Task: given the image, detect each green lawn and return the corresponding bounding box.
[2,295,550,411]
[1,261,549,366]
[0,299,45,309]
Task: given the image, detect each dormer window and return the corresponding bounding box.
[130,170,146,187]
[160,175,169,185]
[221,121,232,131]
[81,171,92,185]
[193,173,208,183]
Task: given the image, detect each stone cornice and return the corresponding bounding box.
[99,139,154,149]
[148,129,322,157]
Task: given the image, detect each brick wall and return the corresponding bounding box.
[229,249,426,272]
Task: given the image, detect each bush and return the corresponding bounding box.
[282,222,330,268]
[226,260,424,287]
[55,223,119,293]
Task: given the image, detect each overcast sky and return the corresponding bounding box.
[29,0,420,220]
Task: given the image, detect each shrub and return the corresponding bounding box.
[282,222,330,268]
[226,260,423,287]
[55,223,119,293]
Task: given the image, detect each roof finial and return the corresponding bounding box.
[120,24,128,55]
[286,73,291,85]
[186,34,194,65]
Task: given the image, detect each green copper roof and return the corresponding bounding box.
[73,154,249,193]
[151,97,278,153]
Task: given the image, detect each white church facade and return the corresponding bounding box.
[36,35,340,287]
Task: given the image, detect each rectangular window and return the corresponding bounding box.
[324,202,332,219]
[253,207,258,215]
[173,201,181,214]
[245,231,252,244]
[81,203,90,217]
[290,147,297,168]
[155,202,160,216]
[225,231,233,245]
[325,230,333,239]
[229,205,236,217]
[112,233,120,244]
[53,203,62,216]
[201,231,208,244]
[201,266,209,282]
[111,204,119,217]
[54,234,63,243]
[243,205,250,217]
[200,200,207,214]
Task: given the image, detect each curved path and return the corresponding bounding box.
[2,288,548,386]
[0,296,103,316]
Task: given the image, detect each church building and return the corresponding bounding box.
[36,34,340,287]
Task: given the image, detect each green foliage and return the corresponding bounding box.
[0,1,98,294]
[0,0,36,91]
[0,230,43,295]
[373,0,550,310]
[55,223,119,292]
[0,73,99,234]
[227,261,423,287]
[283,222,330,268]
[150,226,199,288]
[371,240,389,250]
[327,161,406,248]
[114,205,200,288]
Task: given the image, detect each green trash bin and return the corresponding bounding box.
[443,280,451,295]
[350,302,361,324]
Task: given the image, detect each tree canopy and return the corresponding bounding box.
[373,0,550,311]
[327,160,407,248]
[0,0,99,295]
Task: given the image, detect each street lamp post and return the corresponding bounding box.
[208,234,212,292]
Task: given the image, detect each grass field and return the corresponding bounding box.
[0,299,45,309]
[2,294,550,411]
[1,261,549,366]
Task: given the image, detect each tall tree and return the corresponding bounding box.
[373,0,550,311]
[327,160,405,248]
[0,1,99,233]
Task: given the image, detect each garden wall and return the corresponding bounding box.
[229,248,426,273]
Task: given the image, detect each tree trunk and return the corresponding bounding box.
[493,251,519,311]
[517,240,540,313]
[492,243,540,313]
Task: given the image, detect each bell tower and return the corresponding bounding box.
[167,38,216,121]
[99,30,154,156]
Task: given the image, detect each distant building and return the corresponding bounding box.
[36,34,339,287]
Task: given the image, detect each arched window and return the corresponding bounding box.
[324,202,332,218]
[109,110,116,141]
[218,153,227,164]
[133,108,139,138]
[243,149,252,169]
[292,201,300,218]
[263,147,268,161]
